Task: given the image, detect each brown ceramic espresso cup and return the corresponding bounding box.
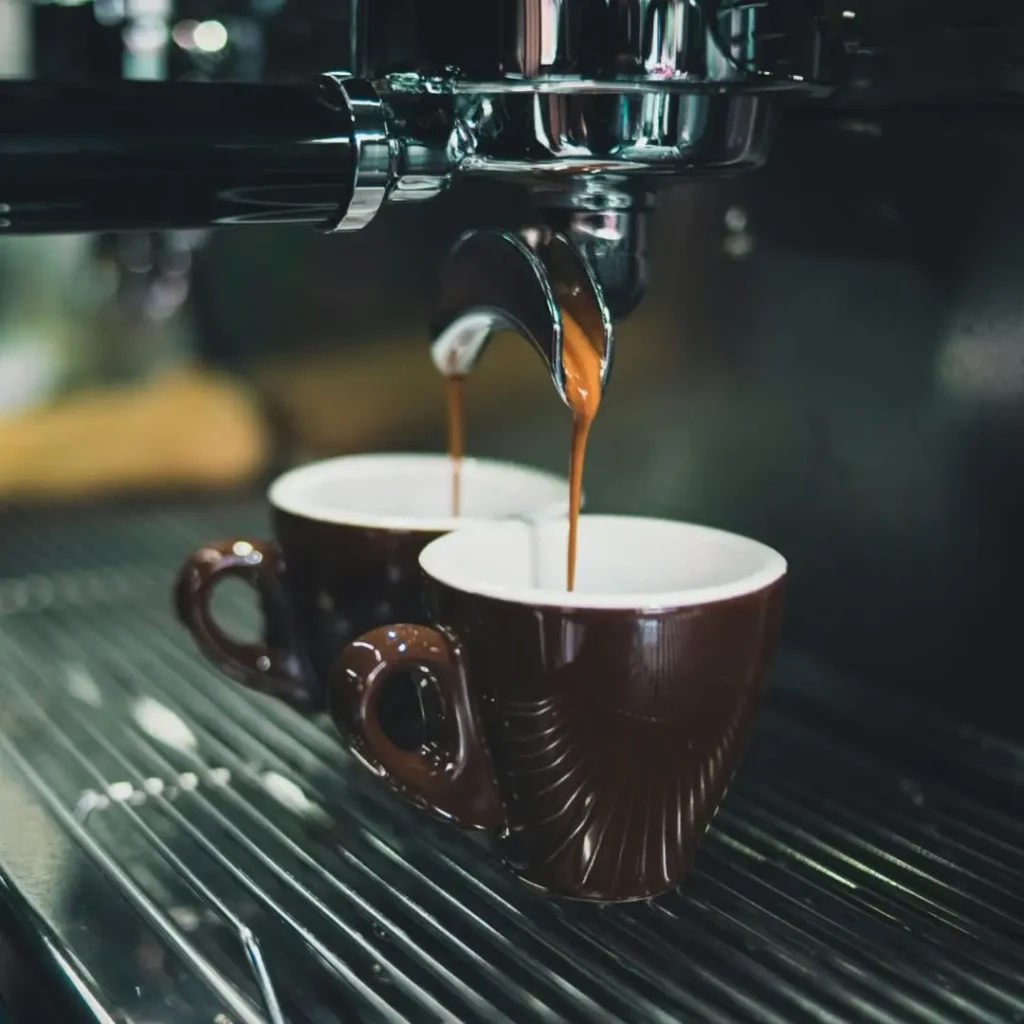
[331,515,786,902]
[175,453,568,714]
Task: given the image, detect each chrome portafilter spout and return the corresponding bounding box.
[430,227,615,405]
[430,181,650,404]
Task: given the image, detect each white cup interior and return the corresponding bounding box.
[420,515,787,610]
[268,453,569,531]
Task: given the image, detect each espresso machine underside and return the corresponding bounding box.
[3,2,1024,1022]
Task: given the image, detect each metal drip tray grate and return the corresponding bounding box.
[0,505,1022,1023]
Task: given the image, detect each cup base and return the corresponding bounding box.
[508,866,683,904]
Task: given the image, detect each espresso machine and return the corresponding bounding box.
[3,0,1016,398]
[3,2,1024,1022]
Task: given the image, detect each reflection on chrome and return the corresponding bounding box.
[74,787,110,822]
[261,770,329,823]
[107,780,136,803]
[73,768,233,821]
[132,696,197,750]
[64,663,103,707]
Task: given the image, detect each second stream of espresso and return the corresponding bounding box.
[444,307,602,591]
[445,374,465,517]
[560,308,602,591]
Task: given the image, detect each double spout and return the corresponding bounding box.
[430,206,648,406]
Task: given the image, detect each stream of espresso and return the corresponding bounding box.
[441,307,601,588]
[445,374,466,516]
[560,308,603,591]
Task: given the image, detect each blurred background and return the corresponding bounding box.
[0,0,1023,745]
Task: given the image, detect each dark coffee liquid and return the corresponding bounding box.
[561,308,602,591]
[439,309,601,588]
[445,374,466,516]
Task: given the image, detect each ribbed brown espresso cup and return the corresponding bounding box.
[175,453,568,714]
[331,515,786,901]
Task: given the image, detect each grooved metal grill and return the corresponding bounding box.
[0,504,1022,1024]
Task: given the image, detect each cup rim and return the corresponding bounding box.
[419,514,787,611]
[268,452,570,532]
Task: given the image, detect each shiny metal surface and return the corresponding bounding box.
[372,0,828,92]
[561,204,650,320]
[0,0,829,377]
[320,75,391,233]
[493,0,723,85]
[1,503,1024,1022]
[368,0,822,183]
[367,0,807,401]
[372,0,789,183]
[0,81,363,234]
[455,90,771,179]
[431,229,612,404]
[0,0,811,237]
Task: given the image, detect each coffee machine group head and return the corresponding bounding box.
[362,0,834,399]
[0,0,846,402]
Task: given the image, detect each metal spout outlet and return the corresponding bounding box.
[430,228,615,406]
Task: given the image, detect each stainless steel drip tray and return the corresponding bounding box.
[0,506,1022,1024]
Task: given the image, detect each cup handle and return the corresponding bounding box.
[174,539,318,712]
[330,624,504,831]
